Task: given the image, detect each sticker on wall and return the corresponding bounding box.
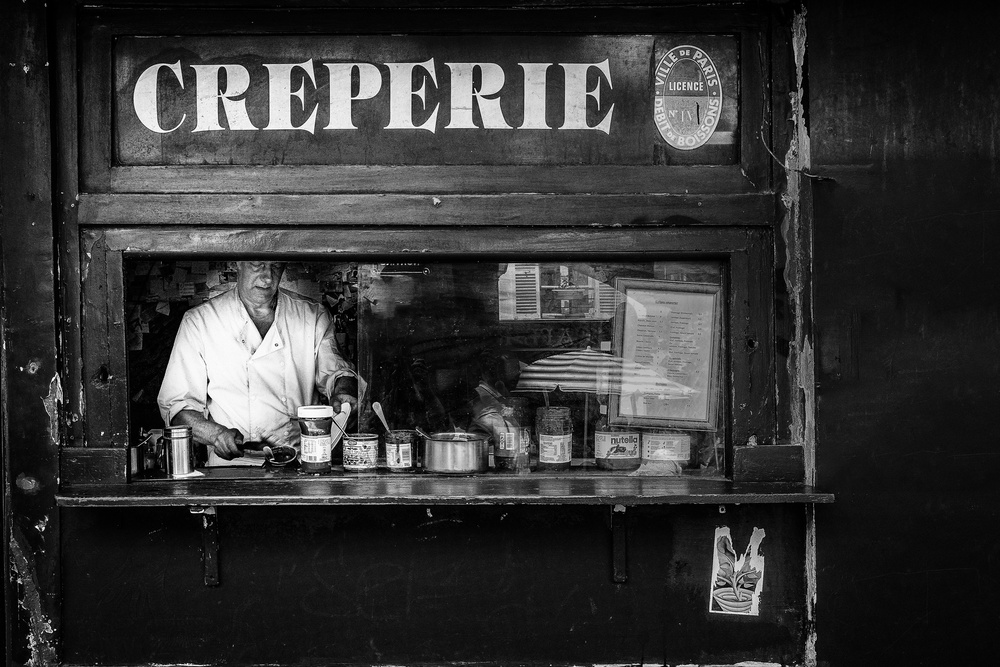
[709,526,766,616]
[653,45,723,150]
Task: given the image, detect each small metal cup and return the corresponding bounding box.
[161,426,194,477]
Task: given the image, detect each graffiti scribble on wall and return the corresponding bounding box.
[709,526,766,615]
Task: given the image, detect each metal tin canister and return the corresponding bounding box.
[163,425,194,477]
[343,433,379,472]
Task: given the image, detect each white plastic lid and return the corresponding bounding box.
[297,405,334,419]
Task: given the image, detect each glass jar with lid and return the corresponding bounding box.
[535,406,572,471]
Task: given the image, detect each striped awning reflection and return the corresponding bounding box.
[514,347,696,398]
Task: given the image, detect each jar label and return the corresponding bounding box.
[496,428,530,457]
[344,438,378,470]
[642,433,691,461]
[386,442,413,469]
[539,434,572,463]
[595,431,640,459]
[300,433,332,464]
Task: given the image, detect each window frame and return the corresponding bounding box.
[79,225,775,482]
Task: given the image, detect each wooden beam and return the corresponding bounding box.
[108,165,760,196]
[79,193,775,227]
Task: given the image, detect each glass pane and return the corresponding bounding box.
[360,260,724,476]
[125,258,724,476]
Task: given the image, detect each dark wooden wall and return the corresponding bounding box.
[60,504,807,665]
[810,1,1000,664]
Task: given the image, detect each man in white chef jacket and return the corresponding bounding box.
[157,260,363,466]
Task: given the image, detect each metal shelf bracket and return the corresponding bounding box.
[189,505,220,586]
[611,503,628,583]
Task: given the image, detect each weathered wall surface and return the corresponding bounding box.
[810,2,1000,664]
[1,1,60,664]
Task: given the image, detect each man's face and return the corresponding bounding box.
[235,261,286,308]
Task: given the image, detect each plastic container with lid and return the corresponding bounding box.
[298,405,334,474]
[493,403,531,472]
[536,406,572,471]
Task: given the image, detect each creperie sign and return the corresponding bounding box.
[133,58,616,135]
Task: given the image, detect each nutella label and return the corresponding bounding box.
[595,431,640,459]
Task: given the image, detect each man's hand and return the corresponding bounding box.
[330,392,358,418]
[265,420,301,449]
[210,427,245,460]
[330,376,359,424]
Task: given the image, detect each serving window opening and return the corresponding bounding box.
[125,257,727,478]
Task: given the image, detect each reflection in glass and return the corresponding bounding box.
[125,259,724,476]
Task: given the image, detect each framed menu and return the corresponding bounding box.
[609,279,722,429]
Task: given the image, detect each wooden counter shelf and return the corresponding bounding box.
[57,466,834,507]
[57,467,831,586]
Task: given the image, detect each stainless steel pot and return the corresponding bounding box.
[423,432,489,474]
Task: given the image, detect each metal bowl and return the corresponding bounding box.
[423,432,489,474]
[265,444,299,467]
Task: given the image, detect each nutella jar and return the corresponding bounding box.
[594,408,640,471]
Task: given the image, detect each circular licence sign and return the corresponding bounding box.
[653,45,723,150]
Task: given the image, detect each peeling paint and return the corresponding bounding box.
[805,504,818,667]
[781,7,812,455]
[80,231,102,283]
[10,529,58,666]
[15,473,39,494]
[783,9,819,667]
[79,380,86,422]
[42,372,62,447]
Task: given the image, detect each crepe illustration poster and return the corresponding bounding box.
[710,526,766,615]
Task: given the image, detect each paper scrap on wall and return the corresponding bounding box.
[709,526,765,615]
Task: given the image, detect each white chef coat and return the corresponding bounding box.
[157,286,362,466]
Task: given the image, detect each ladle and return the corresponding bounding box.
[414,426,434,441]
[371,401,393,434]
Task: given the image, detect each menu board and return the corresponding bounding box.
[611,279,721,429]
